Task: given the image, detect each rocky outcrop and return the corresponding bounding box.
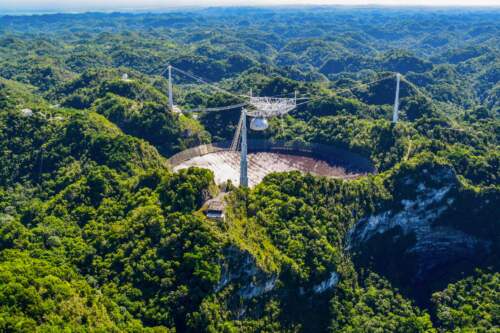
[348,163,492,283]
[313,272,339,294]
[215,246,277,300]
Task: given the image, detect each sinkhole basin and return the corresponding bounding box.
[169,140,376,187]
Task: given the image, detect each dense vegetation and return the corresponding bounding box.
[0,7,498,332]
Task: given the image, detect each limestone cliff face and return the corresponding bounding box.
[348,163,492,284]
[216,246,341,299]
[215,246,277,300]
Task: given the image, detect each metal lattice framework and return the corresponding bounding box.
[160,64,406,187]
[247,96,297,117]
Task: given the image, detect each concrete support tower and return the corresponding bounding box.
[392,73,401,123]
[168,65,174,111]
[239,109,248,188]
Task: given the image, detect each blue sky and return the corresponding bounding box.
[1,0,499,12]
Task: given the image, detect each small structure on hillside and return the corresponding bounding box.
[204,199,226,221]
[20,108,33,117]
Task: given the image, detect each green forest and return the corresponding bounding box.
[0,7,498,332]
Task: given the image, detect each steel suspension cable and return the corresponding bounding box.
[398,76,469,133]
[230,111,244,151]
[171,66,248,102]
[130,64,173,109]
[294,73,397,108]
[184,103,247,113]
